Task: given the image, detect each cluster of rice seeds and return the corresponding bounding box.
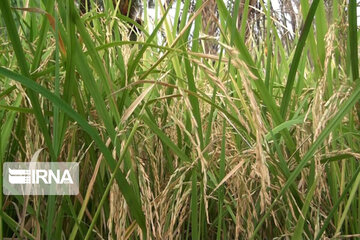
[108,181,128,239]
[225,47,271,210]
[310,23,351,212]
[137,157,157,240]
[230,156,256,238]
[158,166,190,239]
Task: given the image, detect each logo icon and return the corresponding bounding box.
[8,168,31,184]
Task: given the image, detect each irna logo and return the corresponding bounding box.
[3,162,79,195]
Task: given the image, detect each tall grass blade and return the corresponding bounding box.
[279,0,320,118]
[348,0,359,81]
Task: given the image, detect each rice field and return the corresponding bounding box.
[0,0,360,239]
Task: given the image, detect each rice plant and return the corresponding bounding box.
[0,0,359,239]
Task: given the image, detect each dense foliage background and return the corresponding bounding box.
[0,0,360,239]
